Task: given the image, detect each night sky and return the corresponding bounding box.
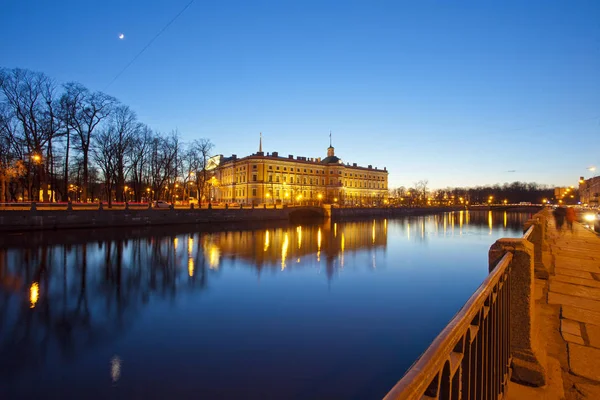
[2,0,599,188]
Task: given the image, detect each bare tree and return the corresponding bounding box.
[0,68,55,200]
[93,128,117,207]
[128,124,152,202]
[189,139,214,204]
[109,105,140,202]
[148,131,179,201]
[65,83,117,202]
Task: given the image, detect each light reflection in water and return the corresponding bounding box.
[281,233,289,270]
[317,228,322,262]
[0,211,535,400]
[488,211,493,234]
[372,220,376,244]
[207,242,220,269]
[504,211,507,229]
[340,232,345,267]
[443,213,447,234]
[30,281,39,308]
[111,355,122,384]
[264,230,270,252]
[188,257,194,277]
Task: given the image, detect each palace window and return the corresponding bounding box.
[252,175,257,182]
[269,166,272,170]
[276,166,280,170]
[268,175,272,182]
[276,176,280,182]
[252,188,257,196]
[290,177,294,184]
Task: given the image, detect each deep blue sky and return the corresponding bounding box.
[2,0,599,189]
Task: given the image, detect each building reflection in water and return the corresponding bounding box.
[396,210,533,242]
[0,210,533,385]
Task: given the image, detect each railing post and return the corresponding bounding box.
[67,201,73,211]
[489,238,546,387]
[524,218,549,279]
[31,201,37,211]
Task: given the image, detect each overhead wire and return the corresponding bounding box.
[104,0,196,91]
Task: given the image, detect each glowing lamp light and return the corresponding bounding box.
[30,282,39,308]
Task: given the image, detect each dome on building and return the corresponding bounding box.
[321,154,341,164]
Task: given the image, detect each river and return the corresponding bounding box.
[0,210,533,399]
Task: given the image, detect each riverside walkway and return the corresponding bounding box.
[508,215,600,399]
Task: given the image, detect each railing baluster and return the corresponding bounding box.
[383,232,538,400]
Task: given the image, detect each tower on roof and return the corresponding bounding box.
[259,132,262,153]
[327,130,334,157]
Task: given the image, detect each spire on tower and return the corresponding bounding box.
[259,132,262,153]
[329,130,332,147]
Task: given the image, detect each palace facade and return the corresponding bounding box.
[209,139,388,206]
[579,175,600,206]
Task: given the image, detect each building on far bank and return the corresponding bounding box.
[579,176,600,206]
[208,136,389,206]
[554,186,578,205]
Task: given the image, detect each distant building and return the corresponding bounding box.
[579,176,600,206]
[554,186,577,204]
[211,135,388,205]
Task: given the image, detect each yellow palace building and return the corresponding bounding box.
[209,135,389,206]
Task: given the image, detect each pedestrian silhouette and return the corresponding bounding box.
[566,207,576,234]
[553,206,566,233]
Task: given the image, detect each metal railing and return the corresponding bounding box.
[384,221,542,400]
[384,252,513,400]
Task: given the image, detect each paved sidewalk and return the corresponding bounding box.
[509,217,600,399]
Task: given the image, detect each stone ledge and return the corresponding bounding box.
[561,319,582,336]
[568,343,600,381]
[555,267,595,279]
[586,324,600,349]
[549,293,600,312]
[552,275,600,289]
[562,306,600,326]
[549,281,600,301]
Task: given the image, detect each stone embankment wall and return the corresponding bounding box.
[0,208,291,232]
[0,205,510,232]
[331,206,464,219]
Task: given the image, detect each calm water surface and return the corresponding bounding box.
[0,211,533,399]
